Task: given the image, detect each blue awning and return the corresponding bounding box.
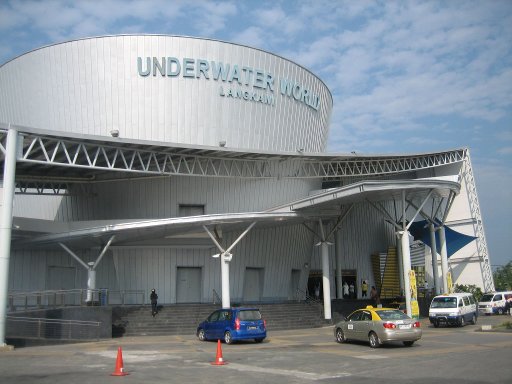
[408,220,476,257]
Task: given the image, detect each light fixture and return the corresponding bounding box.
[110,129,119,138]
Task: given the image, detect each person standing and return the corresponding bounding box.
[343,281,349,298]
[349,282,355,298]
[150,288,158,317]
[370,286,380,306]
[361,280,368,297]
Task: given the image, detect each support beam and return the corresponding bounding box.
[0,127,18,347]
[321,241,331,320]
[429,223,440,294]
[400,231,413,317]
[439,226,449,293]
[335,234,343,299]
[204,223,256,309]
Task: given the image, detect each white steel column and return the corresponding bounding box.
[335,233,343,299]
[396,238,404,296]
[221,252,232,309]
[0,127,17,347]
[439,226,449,293]
[429,223,440,294]
[400,231,413,317]
[204,223,256,309]
[321,241,332,320]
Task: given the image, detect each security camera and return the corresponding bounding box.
[219,140,226,147]
[110,129,119,138]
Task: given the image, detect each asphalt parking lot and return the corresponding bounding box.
[1,315,511,384]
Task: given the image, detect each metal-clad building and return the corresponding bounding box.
[0,36,494,330]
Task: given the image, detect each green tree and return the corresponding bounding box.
[455,284,483,301]
[493,261,512,291]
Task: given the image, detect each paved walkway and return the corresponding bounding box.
[0,314,509,384]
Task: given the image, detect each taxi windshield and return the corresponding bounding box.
[431,297,457,308]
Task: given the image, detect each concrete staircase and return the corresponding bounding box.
[112,302,327,337]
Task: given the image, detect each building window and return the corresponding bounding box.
[179,204,205,217]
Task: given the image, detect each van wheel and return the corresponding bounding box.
[433,320,440,328]
[470,314,477,325]
[497,308,504,315]
[224,331,233,344]
[459,316,465,327]
[198,329,207,341]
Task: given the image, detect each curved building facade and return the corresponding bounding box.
[0,35,332,152]
[0,36,493,325]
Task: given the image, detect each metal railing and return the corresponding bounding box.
[8,289,146,311]
[6,316,100,340]
[212,289,221,305]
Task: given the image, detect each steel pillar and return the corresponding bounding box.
[429,223,440,294]
[0,127,17,347]
[439,226,449,293]
[321,242,332,320]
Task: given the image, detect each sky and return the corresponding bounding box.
[0,0,511,269]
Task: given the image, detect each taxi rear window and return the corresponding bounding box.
[377,310,409,320]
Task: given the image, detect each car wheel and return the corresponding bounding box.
[198,329,206,341]
[335,328,346,343]
[224,331,233,344]
[403,341,414,347]
[368,332,380,348]
[459,316,465,327]
[470,314,477,325]
[254,338,264,343]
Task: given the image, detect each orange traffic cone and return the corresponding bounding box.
[211,339,228,365]
[111,347,129,376]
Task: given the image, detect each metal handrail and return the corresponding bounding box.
[7,289,145,311]
[6,315,100,340]
[212,289,221,305]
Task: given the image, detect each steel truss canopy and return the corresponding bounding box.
[1,124,466,192]
[11,179,460,250]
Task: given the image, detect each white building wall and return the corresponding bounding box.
[0,35,332,153]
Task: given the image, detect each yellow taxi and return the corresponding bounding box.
[334,305,422,348]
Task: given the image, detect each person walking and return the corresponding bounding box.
[370,286,381,306]
[150,288,158,317]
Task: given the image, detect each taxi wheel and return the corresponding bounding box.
[224,331,233,344]
[198,329,206,341]
[335,328,346,343]
[403,341,414,347]
[368,332,380,348]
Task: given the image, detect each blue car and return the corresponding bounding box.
[196,307,267,344]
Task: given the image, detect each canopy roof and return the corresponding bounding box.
[12,178,460,250]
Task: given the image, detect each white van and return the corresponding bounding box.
[478,291,512,315]
[429,293,478,327]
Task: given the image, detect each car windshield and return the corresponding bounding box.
[238,310,262,321]
[480,294,494,302]
[431,297,457,308]
[377,310,409,320]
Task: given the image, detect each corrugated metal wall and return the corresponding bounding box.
[0,35,332,153]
